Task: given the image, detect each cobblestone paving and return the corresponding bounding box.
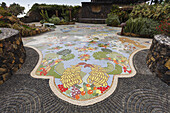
[0,47,169,113]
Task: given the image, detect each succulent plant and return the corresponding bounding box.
[130,3,170,21]
[124,17,160,37]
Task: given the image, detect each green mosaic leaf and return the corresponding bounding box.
[45,53,59,59]
[104,62,114,73]
[61,54,75,61]
[108,64,122,75]
[55,63,65,75]
[48,66,61,78]
[57,49,71,56]
[93,51,109,60]
[101,48,112,53]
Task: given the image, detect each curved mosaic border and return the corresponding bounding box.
[26,45,149,106]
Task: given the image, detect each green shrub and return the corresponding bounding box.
[0,7,11,16]
[0,21,8,27]
[49,16,60,25]
[124,17,144,34]
[118,11,129,23]
[108,5,129,23]
[139,18,160,37]
[110,5,121,14]
[22,25,31,30]
[130,3,170,21]
[40,19,46,24]
[124,17,160,37]
[105,14,120,26]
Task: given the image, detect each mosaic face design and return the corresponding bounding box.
[23,24,152,106]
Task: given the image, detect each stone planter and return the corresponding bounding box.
[0,28,26,85]
[146,35,170,85]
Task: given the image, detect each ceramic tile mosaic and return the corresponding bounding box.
[23,23,152,106]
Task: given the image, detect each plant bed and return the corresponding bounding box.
[0,15,51,37]
[118,32,152,38]
[58,22,75,25]
[106,25,121,27]
[123,17,160,38]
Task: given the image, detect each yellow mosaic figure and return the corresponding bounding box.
[87,65,109,87]
[60,65,83,88]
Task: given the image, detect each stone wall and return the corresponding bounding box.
[0,28,26,85]
[79,2,112,24]
[146,35,170,85]
[20,10,43,23]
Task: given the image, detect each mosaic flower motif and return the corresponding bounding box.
[78,54,90,61]
[75,46,98,52]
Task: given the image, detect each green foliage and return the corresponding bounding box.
[71,6,81,21]
[61,9,70,22]
[1,2,7,9]
[105,14,120,26]
[139,18,160,37]
[40,10,49,21]
[110,5,121,14]
[22,25,32,30]
[8,3,25,16]
[0,21,8,27]
[124,17,144,34]
[49,16,60,25]
[40,19,46,24]
[130,3,170,21]
[124,17,160,37]
[118,11,129,23]
[30,3,81,22]
[60,19,65,23]
[107,5,129,24]
[0,7,11,16]
[156,18,170,36]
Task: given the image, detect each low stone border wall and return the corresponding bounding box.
[146,35,170,85]
[0,28,26,85]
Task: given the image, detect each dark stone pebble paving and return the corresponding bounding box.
[0,47,169,113]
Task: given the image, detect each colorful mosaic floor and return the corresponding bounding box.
[23,23,152,106]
